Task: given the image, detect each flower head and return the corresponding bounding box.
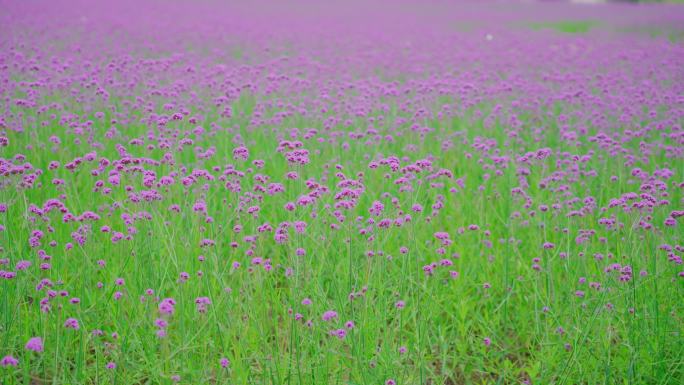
[64,318,80,330]
[321,310,338,322]
[220,357,230,368]
[0,355,18,367]
[25,337,44,352]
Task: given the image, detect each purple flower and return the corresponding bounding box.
[321,310,338,322]
[64,318,80,330]
[0,355,18,367]
[220,357,230,368]
[154,318,168,328]
[330,328,347,339]
[25,337,44,352]
[158,298,176,315]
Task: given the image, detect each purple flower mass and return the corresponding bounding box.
[25,337,44,353]
[0,0,682,383]
[0,355,19,367]
[63,318,80,330]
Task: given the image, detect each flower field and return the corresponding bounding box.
[1,1,683,384]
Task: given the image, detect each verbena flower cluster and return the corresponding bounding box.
[1,1,682,384]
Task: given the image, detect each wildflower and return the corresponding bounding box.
[158,298,176,315]
[25,337,44,352]
[195,296,211,313]
[154,318,168,328]
[330,328,347,339]
[220,357,230,368]
[64,318,80,330]
[322,310,338,322]
[0,355,18,367]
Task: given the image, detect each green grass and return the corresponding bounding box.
[618,25,684,42]
[525,19,684,43]
[528,20,597,34]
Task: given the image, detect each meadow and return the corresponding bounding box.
[1,1,683,384]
